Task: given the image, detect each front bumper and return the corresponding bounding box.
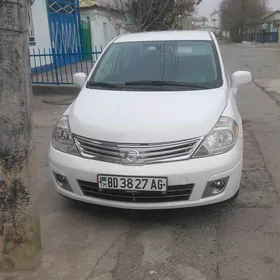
[48,138,243,210]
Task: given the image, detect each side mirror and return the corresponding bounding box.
[73,73,87,89]
[232,71,252,89]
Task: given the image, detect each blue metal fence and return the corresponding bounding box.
[244,32,279,44]
[30,47,103,85]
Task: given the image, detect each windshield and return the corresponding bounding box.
[88,40,223,91]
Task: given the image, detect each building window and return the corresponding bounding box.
[28,3,35,45]
[103,22,108,45]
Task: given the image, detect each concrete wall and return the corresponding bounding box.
[81,8,125,50]
[29,0,52,68]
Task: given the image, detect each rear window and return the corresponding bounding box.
[89,40,223,91]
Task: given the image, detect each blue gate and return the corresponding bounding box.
[244,32,279,44]
[30,47,103,85]
[47,0,82,68]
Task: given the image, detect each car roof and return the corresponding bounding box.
[114,31,213,43]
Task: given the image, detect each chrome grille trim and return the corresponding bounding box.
[73,134,203,165]
[78,180,194,203]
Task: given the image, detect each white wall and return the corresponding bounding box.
[29,0,52,68]
[81,8,125,51]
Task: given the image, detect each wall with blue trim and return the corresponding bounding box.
[29,0,52,69]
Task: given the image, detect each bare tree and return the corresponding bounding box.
[201,16,207,30]
[218,0,267,42]
[212,18,217,28]
[113,0,203,32]
[171,0,203,29]
[175,0,202,15]
[0,0,41,270]
[112,0,170,32]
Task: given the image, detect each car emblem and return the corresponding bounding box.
[125,149,140,163]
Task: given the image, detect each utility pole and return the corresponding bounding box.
[0,0,41,271]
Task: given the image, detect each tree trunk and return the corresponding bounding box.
[0,0,41,271]
[230,26,242,43]
[239,22,245,43]
[230,27,236,41]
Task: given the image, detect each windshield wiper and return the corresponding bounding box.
[86,81,123,89]
[125,80,210,89]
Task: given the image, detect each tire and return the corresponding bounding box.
[229,190,239,201]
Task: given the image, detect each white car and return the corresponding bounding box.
[49,31,252,210]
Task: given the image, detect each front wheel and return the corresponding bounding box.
[228,190,239,201]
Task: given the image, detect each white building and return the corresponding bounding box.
[79,0,126,50]
[29,0,52,68]
[194,22,220,34]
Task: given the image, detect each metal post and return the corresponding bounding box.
[52,46,60,85]
[76,0,83,53]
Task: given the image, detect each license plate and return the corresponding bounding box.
[98,175,167,192]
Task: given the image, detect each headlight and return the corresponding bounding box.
[52,116,79,156]
[193,116,239,158]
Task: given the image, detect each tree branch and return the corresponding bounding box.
[142,0,170,31]
[139,0,155,30]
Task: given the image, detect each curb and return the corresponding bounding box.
[254,79,280,107]
[32,84,80,96]
[241,41,256,45]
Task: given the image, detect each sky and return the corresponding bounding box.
[197,0,280,19]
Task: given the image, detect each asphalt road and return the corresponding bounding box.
[3,43,280,280]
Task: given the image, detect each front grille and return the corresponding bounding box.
[73,134,202,165]
[78,180,194,203]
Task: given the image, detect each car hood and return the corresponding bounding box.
[69,88,228,143]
